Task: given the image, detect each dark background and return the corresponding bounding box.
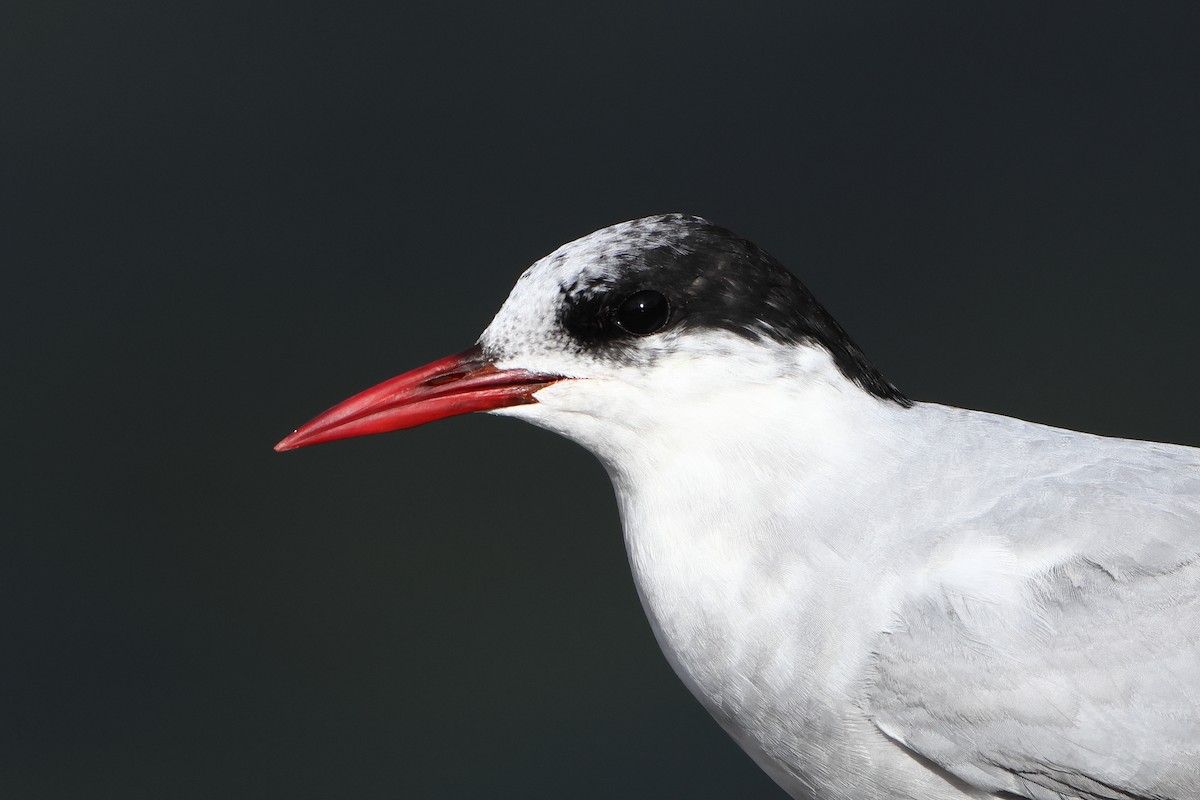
[4,2,1199,798]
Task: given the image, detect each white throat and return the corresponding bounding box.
[493,335,910,742]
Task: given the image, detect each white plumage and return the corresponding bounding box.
[281,214,1200,800]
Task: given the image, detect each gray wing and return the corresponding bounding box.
[868,436,1200,800]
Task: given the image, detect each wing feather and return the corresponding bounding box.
[868,434,1200,800]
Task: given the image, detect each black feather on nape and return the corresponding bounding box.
[558,214,911,407]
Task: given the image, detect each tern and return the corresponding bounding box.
[276,214,1200,800]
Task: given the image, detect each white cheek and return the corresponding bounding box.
[488,377,653,468]
[517,379,637,427]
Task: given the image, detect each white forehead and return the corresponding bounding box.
[477,216,698,362]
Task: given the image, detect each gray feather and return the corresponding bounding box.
[868,411,1200,800]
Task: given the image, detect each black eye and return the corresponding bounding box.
[614,289,671,336]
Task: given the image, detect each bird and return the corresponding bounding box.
[275,214,1200,800]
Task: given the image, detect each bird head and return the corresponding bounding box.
[275,214,906,463]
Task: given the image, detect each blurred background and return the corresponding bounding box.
[4,2,1199,797]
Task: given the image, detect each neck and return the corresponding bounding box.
[501,339,917,792]
[608,375,899,655]
[521,341,908,688]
